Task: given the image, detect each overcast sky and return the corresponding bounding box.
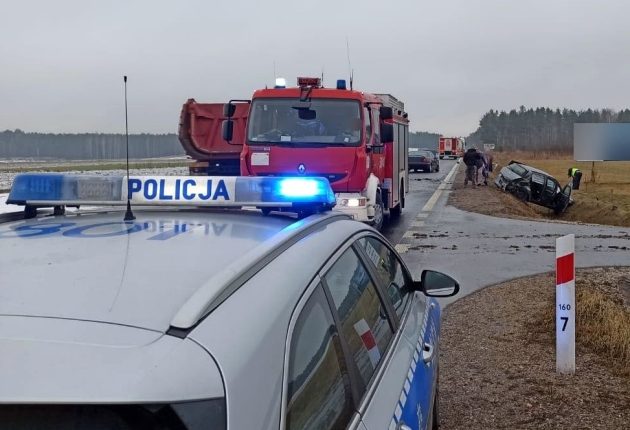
[1,0,629,136]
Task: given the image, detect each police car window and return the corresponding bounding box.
[286,286,354,430]
[324,248,394,389]
[357,237,410,319]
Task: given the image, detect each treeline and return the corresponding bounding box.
[466,107,630,151]
[409,131,440,150]
[0,130,184,160]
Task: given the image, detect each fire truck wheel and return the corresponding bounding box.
[390,184,404,218]
[390,204,401,218]
[371,192,384,231]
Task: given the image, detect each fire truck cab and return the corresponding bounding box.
[223,77,409,231]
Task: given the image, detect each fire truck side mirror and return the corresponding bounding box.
[222,120,234,142]
[379,106,393,121]
[380,123,394,143]
[223,103,236,118]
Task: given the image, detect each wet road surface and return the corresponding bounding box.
[392,162,630,306]
[381,159,458,244]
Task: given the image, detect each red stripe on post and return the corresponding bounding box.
[556,253,574,285]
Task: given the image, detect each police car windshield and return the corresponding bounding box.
[247,98,362,146]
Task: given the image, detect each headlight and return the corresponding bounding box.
[338,198,366,207]
[347,198,366,207]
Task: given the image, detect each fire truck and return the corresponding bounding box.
[438,136,465,159]
[178,99,248,175]
[222,77,409,230]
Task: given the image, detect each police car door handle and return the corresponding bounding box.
[397,421,412,430]
[422,342,434,363]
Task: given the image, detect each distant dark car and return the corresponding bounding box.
[409,149,440,173]
[420,148,440,171]
[494,160,572,214]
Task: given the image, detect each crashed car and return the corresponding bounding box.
[494,160,572,214]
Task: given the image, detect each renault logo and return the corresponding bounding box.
[297,164,306,174]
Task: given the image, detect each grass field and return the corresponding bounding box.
[1,159,190,173]
[493,152,630,227]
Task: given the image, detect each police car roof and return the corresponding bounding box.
[0,208,345,332]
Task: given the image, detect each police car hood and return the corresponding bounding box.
[0,209,292,332]
[0,315,224,403]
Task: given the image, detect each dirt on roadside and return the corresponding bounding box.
[448,155,630,227]
[439,267,630,430]
[449,162,550,220]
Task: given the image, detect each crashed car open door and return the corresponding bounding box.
[532,174,572,214]
[554,183,572,214]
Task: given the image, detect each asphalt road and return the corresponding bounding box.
[382,159,458,244]
[391,162,630,307]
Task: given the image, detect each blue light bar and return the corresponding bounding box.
[7,174,124,204]
[7,174,336,209]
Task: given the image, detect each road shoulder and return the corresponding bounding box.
[439,267,630,429]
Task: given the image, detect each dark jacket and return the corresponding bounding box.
[463,149,481,167]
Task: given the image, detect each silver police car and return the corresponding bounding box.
[0,174,459,430]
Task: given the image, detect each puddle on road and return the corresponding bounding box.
[409,244,437,250]
[412,178,442,183]
[413,232,448,238]
[608,245,629,250]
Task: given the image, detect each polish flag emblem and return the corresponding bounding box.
[354,319,381,367]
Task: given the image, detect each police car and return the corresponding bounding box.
[0,173,459,430]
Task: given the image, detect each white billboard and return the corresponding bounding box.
[574,123,630,161]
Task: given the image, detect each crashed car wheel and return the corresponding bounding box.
[514,188,529,202]
[554,201,569,215]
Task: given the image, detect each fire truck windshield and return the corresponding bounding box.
[247,99,362,145]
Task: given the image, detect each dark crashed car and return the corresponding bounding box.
[494,160,572,214]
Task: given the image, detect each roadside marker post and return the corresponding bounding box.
[556,234,576,374]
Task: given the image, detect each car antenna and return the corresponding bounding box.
[123,75,135,221]
[346,36,353,90]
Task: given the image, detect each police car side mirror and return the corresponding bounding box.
[417,269,459,297]
[222,120,234,142]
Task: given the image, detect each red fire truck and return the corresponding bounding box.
[222,77,409,230]
[438,136,465,159]
[178,99,248,175]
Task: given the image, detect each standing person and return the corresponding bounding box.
[475,151,488,186]
[463,148,479,186]
[485,152,494,173]
[568,167,582,190]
